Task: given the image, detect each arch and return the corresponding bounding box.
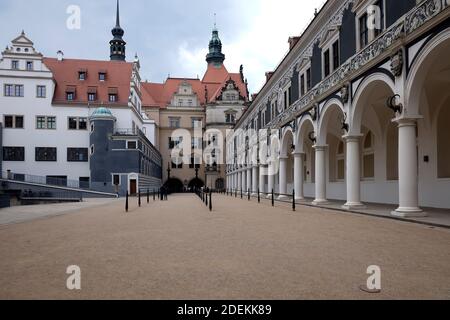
[188,177,204,190]
[163,178,184,194]
[350,72,396,136]
[406,27,450,116]
[317,98,345,145]
[280,127,295,157]
[296,115,315,153]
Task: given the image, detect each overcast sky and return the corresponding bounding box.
[0,0,326,94]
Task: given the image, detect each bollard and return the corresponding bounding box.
[125,191,129,212]
[138,190,141,207]
[241,189,243,199]
[153,189,156,201]
[206,192,208,206]
[272,189,274,207]
[292,189,296,212]
[258,188,260,203]
[248,189,250,201]
[209,191,212,212]
[147,189,149,204]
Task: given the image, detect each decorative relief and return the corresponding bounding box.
[340,84,349,104]
[390,49,404,77]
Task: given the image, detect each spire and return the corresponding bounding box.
[115,0,120,27]
[206,16,225,66]
[110,0,126,61]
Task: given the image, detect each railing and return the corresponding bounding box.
[20,189,83,202]
[226,188,300,211]
[2,171,89,190]
[114,128,139,136]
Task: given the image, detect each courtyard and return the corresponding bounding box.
[0,194,449,300]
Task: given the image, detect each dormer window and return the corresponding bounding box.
[11,60,19,70]
[87,87,97,102]
[26,61,33,71]
[78,70,87,81]
[66,86,76,101]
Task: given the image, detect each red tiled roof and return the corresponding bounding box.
[43,57,133,105]
[142,64,248,108]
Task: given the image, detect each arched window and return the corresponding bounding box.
[363,131,375,179]
[336,141,345,181]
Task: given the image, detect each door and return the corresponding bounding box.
[130,179,137,195]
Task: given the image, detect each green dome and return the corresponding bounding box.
[90,107,115,120]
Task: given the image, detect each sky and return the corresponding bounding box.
[0,0,326,94]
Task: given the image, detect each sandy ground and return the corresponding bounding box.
[0,194,449,300]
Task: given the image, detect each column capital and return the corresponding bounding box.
[343,134,363,142]
[313,145,328,151]
[393,115,423,127]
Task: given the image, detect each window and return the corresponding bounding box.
[67,148,88,162]
[35,147,57,162]
[109,94,117,102]
[4,84,24,97]
[225,113,236,124]
[4,84,13,97]
[36,116,56,129]
[359,14,369,49]
[332,40,340,70]
[127,141,137,149]
[169,118,180,128]
[3,147,25,161]
[68,117,88,130]
[323,49,331,77]
[15,85,24,97]
[11,60,19,70]
[363,131,375,179]
[99,73,106,81]
[79,71,86,80]
[88,93,96,102]
[189,156,201,169]
[26,61,33,71]
[171,158,183,169]
[4,115,24,128]
[67,93,74,101]
[300,74,305,96]
[36,85,46,98]
[306,68,311,91]
[90,145,95,155]
[191,137,202,149]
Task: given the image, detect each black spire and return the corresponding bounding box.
[110,0,126,61]
[206,19,225,66]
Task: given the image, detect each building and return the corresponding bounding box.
[142,24,249,192]
[0,1,162,196]
[227,0,450,215]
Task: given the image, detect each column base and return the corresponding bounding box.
[295,197,306,202]
[391,208,427,218]
[312,199,329,206]
[266,194,273,199]
[342,202,366,210]
[251,193,258,197]
[278,195,289,200]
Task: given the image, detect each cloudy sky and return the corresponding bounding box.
[0,0,326,93]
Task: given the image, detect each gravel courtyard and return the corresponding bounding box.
[0,193,449,300]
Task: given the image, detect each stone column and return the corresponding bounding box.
[392,118,425,217]
[342,135,365,209]
[312,145,328,205]
[238,171,242,191]
[242,169,247,192]
[259,164,267,196]
[294,152,305,200]
[278,157,288,199]
[252,165,258,195]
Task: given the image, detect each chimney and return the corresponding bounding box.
[265,72,274,82]
[57,50,64,62]
[288,37,301,50]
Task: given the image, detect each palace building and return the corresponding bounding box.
[226,0,450,215]
[0,2,162,196]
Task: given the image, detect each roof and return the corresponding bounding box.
[90,107,116,120]
[43,57,133,105]
[141,63,248,108]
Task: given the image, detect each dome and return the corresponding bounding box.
[90,107,116,120]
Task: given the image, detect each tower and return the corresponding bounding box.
[110,0,126,61]
[206,21,225,66]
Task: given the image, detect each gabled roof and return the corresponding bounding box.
[11,31,34,46]
[142,64,249,108]
[43,57,133,105]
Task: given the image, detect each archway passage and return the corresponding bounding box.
[215,178,225,190]
[164,178,184,194]
[188,178,204,191]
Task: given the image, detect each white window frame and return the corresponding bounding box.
[354,0,387,51]
[320,31,340,79]
[298,61,312,97]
